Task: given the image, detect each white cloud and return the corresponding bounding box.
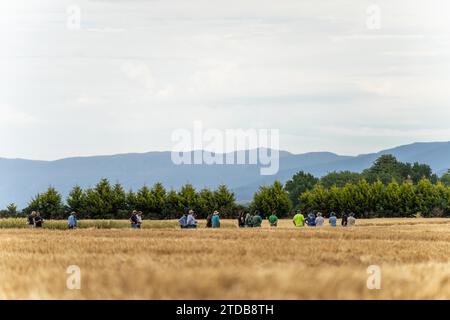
[1,0,450,159]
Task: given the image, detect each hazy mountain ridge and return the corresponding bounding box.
[1,142,449,208]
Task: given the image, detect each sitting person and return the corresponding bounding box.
[68,212,78,230]
[252,212,263,228]
[305,212,316,227]
[347,213,356,227]
[268,213,278,227]
[186,210,197,229]
[206,212,213,228]
[341,212,348,227]
[130,210,139,229]
[292,210,305,227]
[27,211,36,228]
[329,212,337,227]
[315,212,324,227]
[237,211,246,228]
[179,213,188,229]
[34,212,44,228]
[245,213,253,228]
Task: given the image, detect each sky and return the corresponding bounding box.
[1,0,450,160]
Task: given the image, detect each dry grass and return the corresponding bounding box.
[0,218,449,299]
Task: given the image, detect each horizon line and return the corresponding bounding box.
[1,140,449,163]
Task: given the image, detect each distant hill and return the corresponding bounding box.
[1,141,449,208]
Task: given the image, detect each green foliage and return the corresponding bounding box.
[252,181,291,217]
[441,170,450,187]
[285,171,318,208]
[362,154,436,184]
[24,187,65,219]
[298,178,449,217]
[320,171,361,188]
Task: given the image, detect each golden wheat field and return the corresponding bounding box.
[0,218,449,300]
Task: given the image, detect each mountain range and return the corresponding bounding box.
[1,141,449,209]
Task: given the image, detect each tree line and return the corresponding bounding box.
[1,155,449,219]
[0,180,238,220]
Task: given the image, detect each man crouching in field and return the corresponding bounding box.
[68,212,77,230]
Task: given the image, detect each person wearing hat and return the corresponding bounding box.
[34,211,44,228]
[293,210,305,227]
[68,212,78,230]
[329,212,337,227]
[27,211,36,228]
[244,212,253,228]
[212,211,221,228]
[186,210,197,229]
[315,212,324,227]
[130,210,139,229]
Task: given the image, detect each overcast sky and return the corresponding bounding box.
[1,0,450,160]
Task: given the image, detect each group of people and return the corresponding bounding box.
[26,209,356,230]
[292,210,356,227]
[26,211,45,228]
[130,210,144,228]
[177,209,356,229]
[178,210,199,228]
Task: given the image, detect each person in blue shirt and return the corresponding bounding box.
[329,212,337,227]
[305,212,316,227]
[179,213,188,229]
[186,210,197,229]
[68,212,78,229]
[212,211,221,228]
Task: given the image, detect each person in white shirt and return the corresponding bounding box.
[315,212,325,227]
[347,213,356,227]
[186,210,197,229]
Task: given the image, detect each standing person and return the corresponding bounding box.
[268,213,278,227]
[27,211,36,228]
[179,212,188,229]
[306,212,316,227]
[136,211,143,229]
[252,211,263,228]
[130,210,139,229]
[341,212,348,227]
[237,211,246,228]
[293,210,305,227]
[315,212,324,227]
[329,212,337,227]
[34,212,44,228]
[212,211,221,228]
[186,210,197,229]
[206,211,213,228]
[347,213,356,227]
[68,212,78,230]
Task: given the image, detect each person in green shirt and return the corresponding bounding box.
[245,213,253,228]
[252,212,263,228]
[268,213,278,227]
[293,210,305,227]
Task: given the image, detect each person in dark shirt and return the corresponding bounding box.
[341,212,348,227]
[237,211,246,228]
[130,210,139,229]
[27,211,36,228]
[34,212,44,228]
[206,212,213,228]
